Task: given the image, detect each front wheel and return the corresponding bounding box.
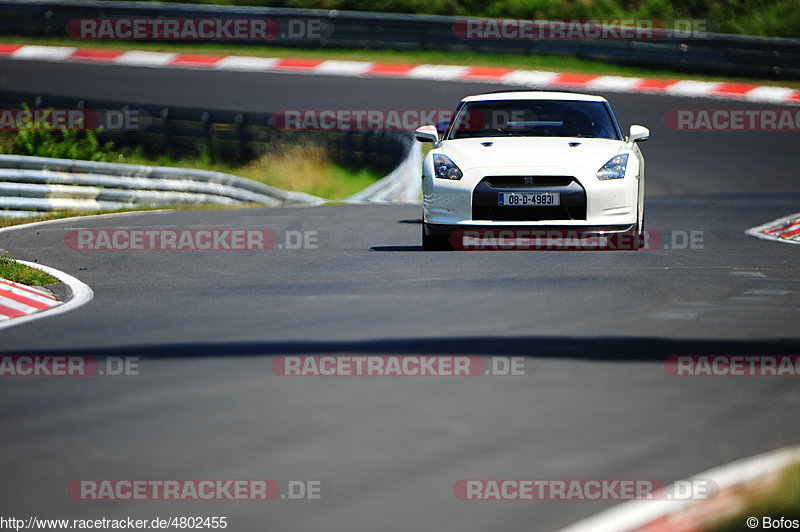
[636,220,645,250]
[422,224,452,251]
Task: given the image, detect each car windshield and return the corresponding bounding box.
[447,99,620,140]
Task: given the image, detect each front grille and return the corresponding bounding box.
[472,176,587,221]
[472,204,587,221]
[482,176,575,188]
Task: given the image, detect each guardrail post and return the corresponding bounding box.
[234,113,245,161]
[161,108,171,157]
[76,100,85,138]
[342,130,353,166]
[43,8,53,36]
[200,111,212,159]
[361,131,369,166]
[121,105,132,148]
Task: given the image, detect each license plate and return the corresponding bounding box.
[498,192,560,207]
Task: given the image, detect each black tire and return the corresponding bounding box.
[422,224,452,251]
[637,220,645,250]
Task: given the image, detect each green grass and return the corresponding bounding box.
[2,35,799,89]
[0,255,58,286]
[702,462,800,532]
[116,141,381,199]
[328,165,382,198]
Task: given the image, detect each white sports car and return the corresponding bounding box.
[415,91,649,250]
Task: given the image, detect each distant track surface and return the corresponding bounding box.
[1,59,799,532]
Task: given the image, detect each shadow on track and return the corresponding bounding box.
[371,246,423,251]
[3,336,799,361]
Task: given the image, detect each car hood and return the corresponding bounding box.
[440,137,625,170]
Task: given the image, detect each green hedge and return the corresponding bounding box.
[131,0,800,38]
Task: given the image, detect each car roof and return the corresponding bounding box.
[461,91,608,103]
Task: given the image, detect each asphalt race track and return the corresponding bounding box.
[1,59,799,531]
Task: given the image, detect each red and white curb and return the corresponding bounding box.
[746,212,800,244]
[0,276,59,320]
[1,44,799,105]
[557,445,800,532]
[0,211,178,331]
[0,259,93,331]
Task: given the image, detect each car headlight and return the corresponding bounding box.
[433,154,463,180]
[596,153,629,180]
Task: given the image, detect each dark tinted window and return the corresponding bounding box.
[447,100,620,140]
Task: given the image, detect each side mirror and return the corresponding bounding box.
[415,125,439,144]
[629,125,649,143]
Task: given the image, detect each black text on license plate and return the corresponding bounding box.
[499,192,560,206]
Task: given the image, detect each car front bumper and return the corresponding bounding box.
[422,165,639,228]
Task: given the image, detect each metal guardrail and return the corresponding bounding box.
[0,91,419,216]
[0,0,799,79]
[0,145,422,217]
[0,154,326,216]
[0,144,425,216]
[345,137,421,204]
